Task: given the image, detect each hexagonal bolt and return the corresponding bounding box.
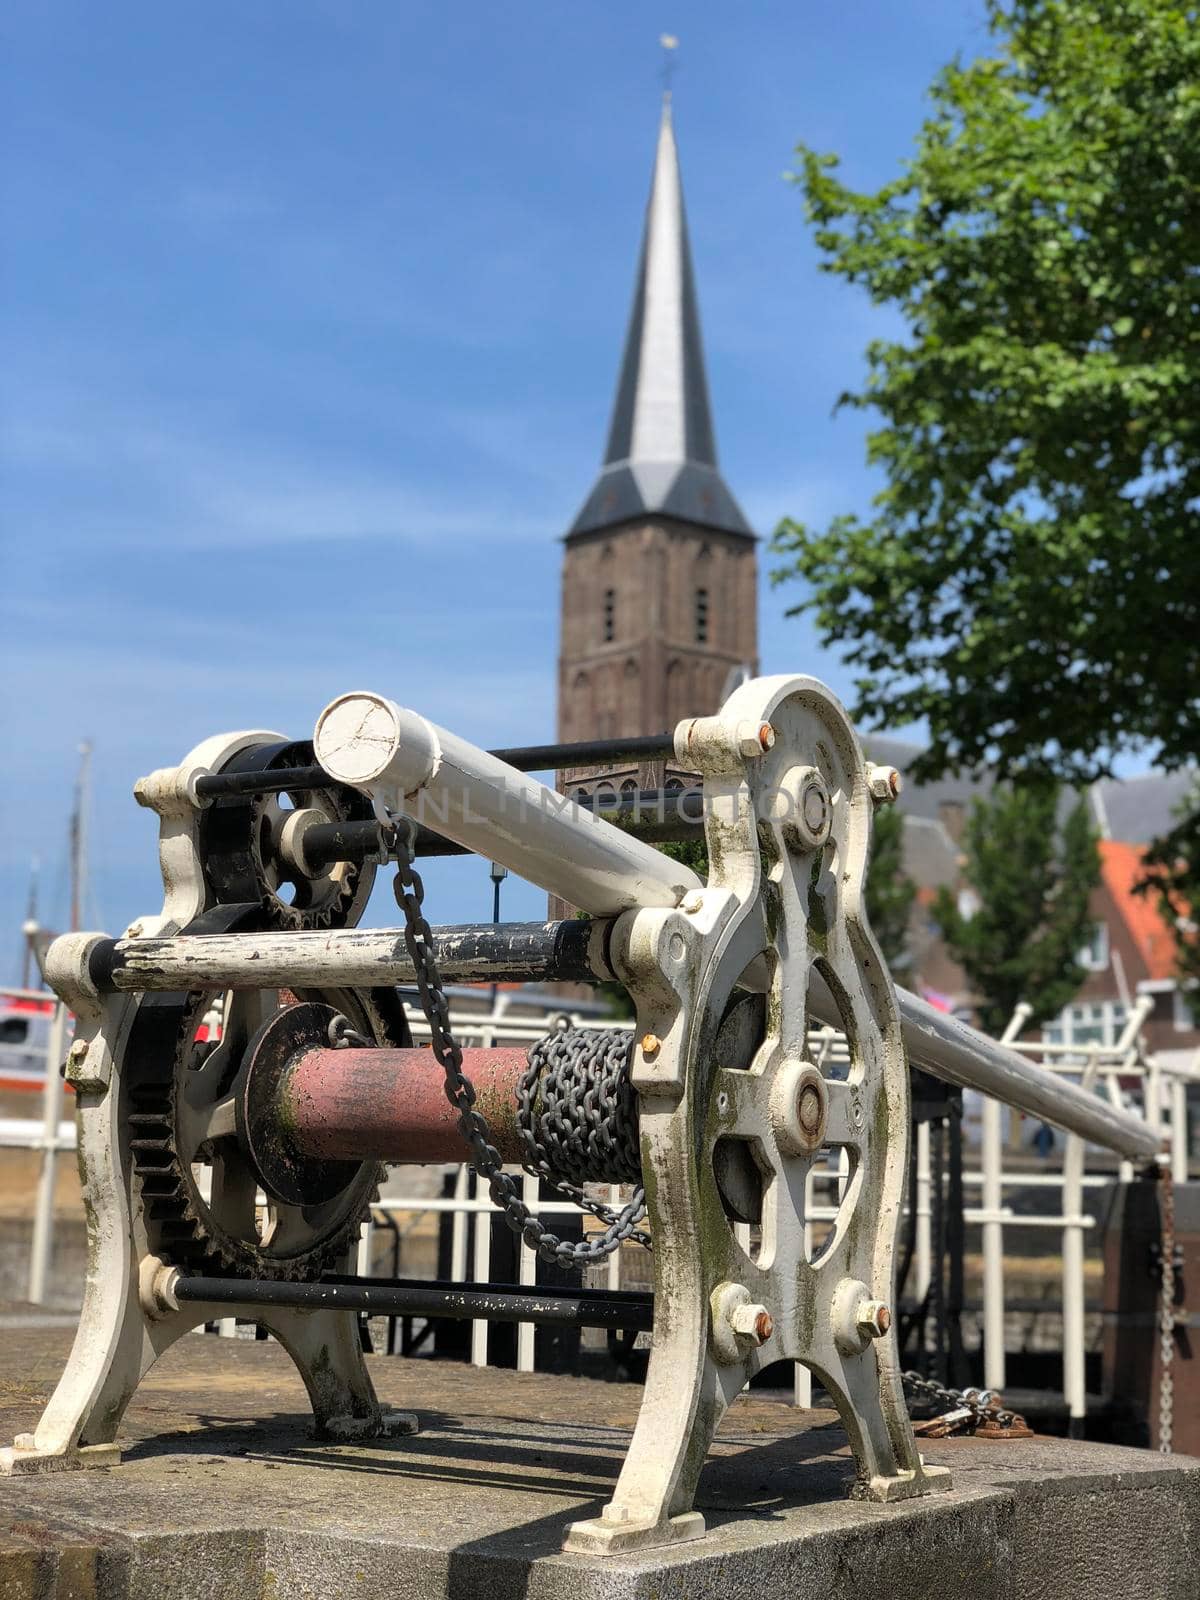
[680,891,705,914]
[737,721,776,758]
[865,763,903,804]
[729,1303,774,1345]
[67,1039,89,1067]
[640,1033,662,1057]
[855,1299,892,1339]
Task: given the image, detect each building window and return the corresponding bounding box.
[603,589,615,642]
[694,587,709,644]
[1042,1000,1128,1050]
[1174,986,1197,1032]
[1077,922,1109,971]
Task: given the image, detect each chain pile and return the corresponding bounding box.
[902,1370,1032,1439]
[389,820,648,1266]
[519,1025,649,1246]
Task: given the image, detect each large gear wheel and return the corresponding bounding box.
[198,738,378,932]
[127,983,410,1280]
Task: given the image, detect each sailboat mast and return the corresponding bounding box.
[20,856,40,989]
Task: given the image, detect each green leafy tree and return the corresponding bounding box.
[933,784,1099,1035]
[867,802,916,975]
[772,0,1199,982]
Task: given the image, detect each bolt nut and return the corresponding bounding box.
[640,1033,662,1057]
[855,1299,891,1339]
[730,1303,774,1344]
[680,891,704,915]
[67,1040,88,1065]
[737,721,775,759]
[866,763,903,804]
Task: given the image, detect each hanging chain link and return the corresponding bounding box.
[386,817,647,1266]
[1158,1162,1177,1454]
[902,1370,1032,1439]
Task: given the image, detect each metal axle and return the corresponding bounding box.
[168,1273,654,1331]
[86,922,1160,1160]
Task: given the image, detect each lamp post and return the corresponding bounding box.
[488,861,508,1012]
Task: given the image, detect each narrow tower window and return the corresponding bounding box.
[694,587,709,644]
[603,588,616,642]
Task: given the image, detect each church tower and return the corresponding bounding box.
[556,99,758,780]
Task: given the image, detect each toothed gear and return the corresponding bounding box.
[198,738,378,932]
[126,984,409,1280]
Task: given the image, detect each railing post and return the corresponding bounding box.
[980,1095,1006,1392]
[914,1121,932,1302]
[516,1172,538,1372]
[980,1004,1031,1391]
[470,1171,491,1367]
[1171,1074,1189,1185]
[27,1003,68,1305]
[1060,1050,1100,1436]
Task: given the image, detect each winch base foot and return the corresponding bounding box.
[561,1508,706,1556]
[0,1440,122,1476]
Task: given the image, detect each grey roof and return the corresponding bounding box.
[568,99,753,541]
[1089,769,1196,845]
[862,734,1196,875]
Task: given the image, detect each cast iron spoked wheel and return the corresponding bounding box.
[127,983,409,1280]
[198,738,378,931]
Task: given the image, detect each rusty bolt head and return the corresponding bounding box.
[737,721,775,759]
[865,763,903,805]
[855,1299,891,1339]
[680,891,704,915]
[730,1303,773,1344]
[640,1033,662,1057]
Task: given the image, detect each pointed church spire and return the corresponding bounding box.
[568,98,753,540]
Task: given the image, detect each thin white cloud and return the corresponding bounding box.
[3,396,563,552]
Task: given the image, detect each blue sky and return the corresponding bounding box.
[0,0,996,966]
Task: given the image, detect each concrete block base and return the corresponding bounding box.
[0,1318,1196,1599]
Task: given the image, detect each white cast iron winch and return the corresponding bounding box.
[1,673,1158,1554]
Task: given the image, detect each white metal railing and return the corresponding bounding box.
[3,991,1194,1427]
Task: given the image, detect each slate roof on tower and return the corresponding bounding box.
[568,98,754,541]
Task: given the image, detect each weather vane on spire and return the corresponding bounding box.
[659,33,679,98]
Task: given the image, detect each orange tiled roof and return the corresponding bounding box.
[1098,839,1179,982]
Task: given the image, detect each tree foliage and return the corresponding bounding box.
[934,783,1100,1034]
[772,0,1200,788]
[865,802,916,974]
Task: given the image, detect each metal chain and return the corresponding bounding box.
[327,1014,371,1049]
[1158,1162,1176,1454]
[901,1370,1030,1438]
[387,819,646,1267]
[520,1025,650,1248]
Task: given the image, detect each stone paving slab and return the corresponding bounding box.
[0,1317,1197,1599]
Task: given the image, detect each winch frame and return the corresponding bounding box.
[5,674,951,1547]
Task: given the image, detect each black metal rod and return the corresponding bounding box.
[193,732,678,801]
[194,765,331,800]
[490,732,675,771]
[172,1274,654,1331]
